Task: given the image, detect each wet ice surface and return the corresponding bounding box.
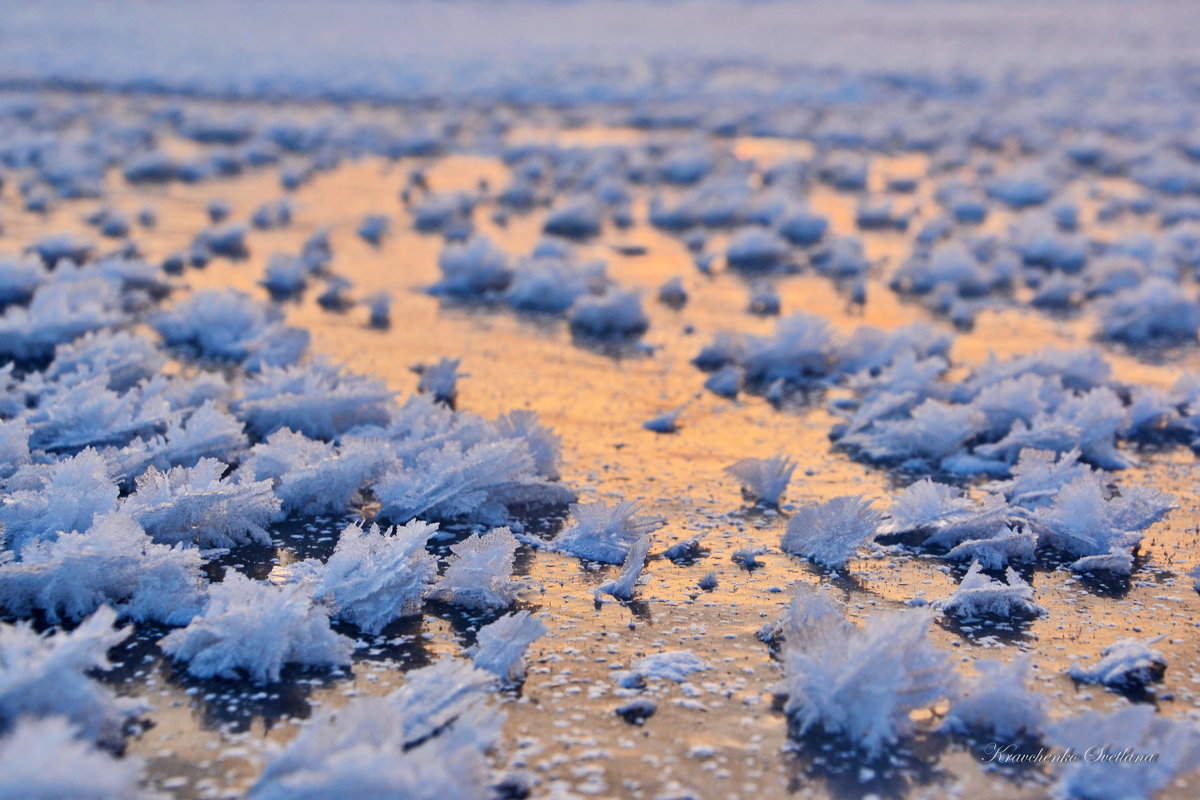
[3,79,1200,799]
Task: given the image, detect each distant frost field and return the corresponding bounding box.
[4,2,1200,799]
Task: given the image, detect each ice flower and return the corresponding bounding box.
[780,586,955,757]
[249,659,501,800]
[234,359,394,440]
[0,716,150,800]
[159,571,353,684]
[0,606,138,744]
[120,458,280,548]
[303,521,439,634]
[551,500,664,564]
[434,527,528,611]
[725,454,796,507]
[1068,637,1167,691]
[936,562,1045,619]
[0,513,204,625]
[1048,706,1200,800]
[781,496,882,569]
[471,610,547,685]
[941,657,1046,740]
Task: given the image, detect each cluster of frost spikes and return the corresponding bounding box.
[831,346,1145,475]
[937,562,1046,619]
[1068,637,1167,691]
[1097,277,1200,344]
[551,499,665,564]
[0,606,139,745]
[119,458,280,548]
[109,399,249,484]
[781,495,882,569]
[471,610,547,685]
[234,358,394,440]
[23,372,175,454]
[239,428,390,515]
[0,716,151,800]
[0,276,125,362]
[1048,705,1200,800]
[374,435,573,527]
[595,536,650,602]
[0,513,205,626]
[1026,472,1174,566]
[150,289,309,370]
[433,527,528,611]
[429,236,512,297]
[780,585,956,757]
[297,521,439,635]
[568,289,649,339]
[249,659,501,800]
[725,454,796,507]
[0,448,119,552]
[159,571,353,683]
[941,657,1046,741]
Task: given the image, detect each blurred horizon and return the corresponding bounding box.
[1,0,1196,103]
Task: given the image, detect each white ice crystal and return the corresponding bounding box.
[1068,637,1167,690]
[880,479,974,536]
[0,606,138,744]
[740,312,837,385]
[433,527,527,611]
[594,536,650,602]
[416,357,462,405]
[781,495,882,569]
[725,227,789,270]
[781,586,955,756]
[109,400,249,484]
[24,373,175,454]
[842,399,983,465]
[43,329,165,392]
[234,358,394,440]
[505,255,606,313]
[240,429,389,515]
[944,527,1038,570]
[0,255,46,305]
[568,289,649,338]
[1049,705,1200,800]
[0,419,32,481]
[1028,473,1174,558]
[1098,276,1200,343]
[375,437,571,526]
[430,236,511,297]
[471,610,547,685]
[974,387,1130,469]
[725,454,796,507]
[936,562,1046,619]
[0,449,119,552]
[159,571,353,683]
[150,289,309,369]
[0,277,125,361]
[120,458,280,548]
[552,499,665,564]
[1070,547,1136,575]
[249,659,501,800]
[0,513,204,625]
[941,657,1046,740]
[493,410,563,480]
[992,448,1092,508]
[302,520,439,634]
[0,716,150,800]
[920,493,1013,551]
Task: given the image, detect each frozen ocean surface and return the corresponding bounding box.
[1,2,1200,799]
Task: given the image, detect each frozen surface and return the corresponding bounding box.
[2,2,1200,797]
